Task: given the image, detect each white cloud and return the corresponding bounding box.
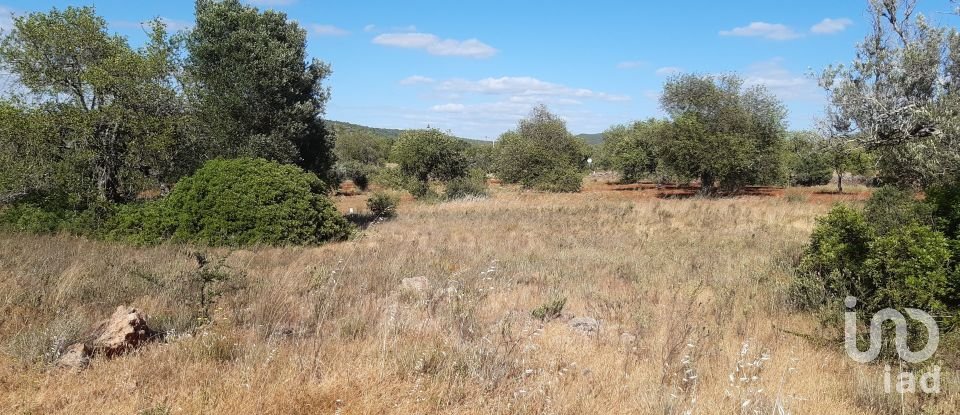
[399,75,435,85]
[616,61,646,70]
[655,66,683,76]
[432,76,630,102]
[364,24,416,33]
[311,24,349,36]
[810,18,853,35]
[431,103,466,112]
[372,32,498,58]
[743,58,822,101]
[720,22,802,41]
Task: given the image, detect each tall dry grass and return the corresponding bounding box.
[0,189,956,414]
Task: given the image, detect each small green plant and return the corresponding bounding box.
[367,192,400,218]
[532,165,583,193]
[531,296,566,322]
[445,169,488,200]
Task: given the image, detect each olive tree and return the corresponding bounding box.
[820,0,960,187]
[658,73,787,194]
[390,129,468,196]
[0,7,186,204]
[598,119,664,183]
[494,105,589,192]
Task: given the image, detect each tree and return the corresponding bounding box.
[333,129,391,166]
[186,0,335,180]
[494,105,589,192]
[598,119,663,183]
[0,7,186,204]
[390,129,467,196]
[658,74,787,194]
[820,0,960,188]
[784,131,833,187]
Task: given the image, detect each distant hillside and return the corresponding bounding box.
[575,133,605,146]
[327,120,491,146]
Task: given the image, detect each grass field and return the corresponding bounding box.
[0,181,956,414]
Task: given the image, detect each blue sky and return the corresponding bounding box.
[1,0,959,139]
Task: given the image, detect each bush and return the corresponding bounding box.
[863,186,931,236]
[445,169,488,200]
[367,192,399,218]
[371,167,410,191]
[533,165,584,193]
[793,187,960,315]
[334,160,374,191]
[110,158,352,246]
[494,105,588,193]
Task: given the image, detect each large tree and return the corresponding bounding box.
[658,73,787,194]
[0,7,186,204]
[186,0,335,180]
[820,0,960,187]
[390,128,468,196]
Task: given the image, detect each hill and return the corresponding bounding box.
[575,133,605,146]
[327,120,491,146]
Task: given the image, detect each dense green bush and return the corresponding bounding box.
[494,105,588,193]
[335,160,375,191]
[532,165,583,193]
[792,187,960,315]
[110,158,351,246]
[367,192,399,218]
[784,132,833,186]
[445,169,488,200]
[598,120,662,183]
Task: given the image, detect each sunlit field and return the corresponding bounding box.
[2,179,955,414]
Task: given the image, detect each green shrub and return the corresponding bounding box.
[334,160,375,191]
[927,182,960,239]
[371,167,410,191]
[445,169,488,200]
[532,165,584,193]
[367,192,399,218]
[864,186,931,236]
[865,225,953,313]
[111,158,352,246]
[794,205,874,308]
[531,296,566,322]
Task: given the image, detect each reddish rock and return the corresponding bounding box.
[91,306,157,358]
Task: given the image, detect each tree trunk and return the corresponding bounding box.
[94,121,123,203]
[837,171,843,194]
[699,172,715,196]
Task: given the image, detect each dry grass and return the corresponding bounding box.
[0,186,956,414]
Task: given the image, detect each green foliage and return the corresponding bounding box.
[110,158,351,246]
[659,74,787,194]
[494,105,588,192]
[445,169,488,200]
[599,120,663,183]
[863,186,932,236]
[927,182,960,239]
[463,143,496,173]
[793,186,960,315]
[531,297,566,322]
[371,167,411,192]
[186,0,335,179]
[334,160,375,191]
[0,7,188,204]
[334,129,391,166]
[784,132,832,186]
[866,225,953,313]
[367,191,400,218]
[390,128,468,195]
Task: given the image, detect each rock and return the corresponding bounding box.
[91,306,157,358]
[620,333,637,344]
[400,276,431,292]
[56,343,91,370]
[569,317,600,335]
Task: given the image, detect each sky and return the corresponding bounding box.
[1,0,959,140]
